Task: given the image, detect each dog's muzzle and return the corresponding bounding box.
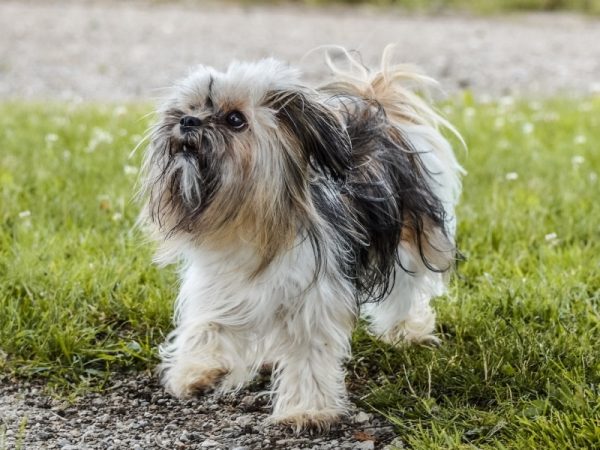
[179,115,202,134]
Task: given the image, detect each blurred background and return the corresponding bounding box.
[1,0,599,100]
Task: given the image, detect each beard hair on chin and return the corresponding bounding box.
[171,153,203,208]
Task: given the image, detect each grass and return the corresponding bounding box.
[266,0,600,14]
[1,96,599,448]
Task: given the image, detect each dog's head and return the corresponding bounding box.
[140,59,351,266]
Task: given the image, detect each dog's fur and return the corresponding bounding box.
[138,48,463,430]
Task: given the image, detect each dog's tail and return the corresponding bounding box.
[322,45,463,146]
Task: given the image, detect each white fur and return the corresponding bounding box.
[363,123,462,345]
[159,236,357,428]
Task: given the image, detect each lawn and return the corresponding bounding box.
[285,0,600,14]
[1,97,599,448]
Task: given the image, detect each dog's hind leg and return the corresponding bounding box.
[362,248,446,346]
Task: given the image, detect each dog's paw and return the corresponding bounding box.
[268,409,342,433]
[380,309,440,347]
[160,362,227,398]
[382,326,441,347]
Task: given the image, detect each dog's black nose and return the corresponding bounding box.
[180,116,202,129]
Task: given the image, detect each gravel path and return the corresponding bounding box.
[1,374,396,450]
[1,2,599,449]
[1,1,599,101]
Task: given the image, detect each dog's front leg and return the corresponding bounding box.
[158,319,251,398]
[269,280,356,431]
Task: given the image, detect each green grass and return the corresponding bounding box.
[0,103,173,383]
[273,0,600,14]
[1,97,599,448]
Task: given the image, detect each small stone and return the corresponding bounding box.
[354,411,372,424]
[383,437,406,450]
[354,441,375,450]
[235,414,254,427]
[37,431,52,440]
[201,439,220,447]
[240,395,255,405]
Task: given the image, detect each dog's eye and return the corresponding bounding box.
[225,111,247,130]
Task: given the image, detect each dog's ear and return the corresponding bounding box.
[269,90,351,181]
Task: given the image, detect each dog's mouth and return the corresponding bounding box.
[170,131,203,157]
[159,129,221,214]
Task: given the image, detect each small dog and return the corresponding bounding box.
[139,47,462,430]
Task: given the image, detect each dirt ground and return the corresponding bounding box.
[1,0,599,101]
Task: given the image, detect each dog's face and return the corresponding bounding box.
[141,59,351,265]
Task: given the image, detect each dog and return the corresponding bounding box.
[138,47,463,430]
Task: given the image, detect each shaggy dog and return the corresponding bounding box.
[138,48,462,430]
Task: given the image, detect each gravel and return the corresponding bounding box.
[1,1,599,101]
[0,373,397,449]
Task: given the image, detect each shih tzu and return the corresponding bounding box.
[138,47,463,430]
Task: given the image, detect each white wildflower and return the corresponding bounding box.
[45,133,59,145]
[505,172,519,181]
[522,123,534,134]
[86,128,114,153]
[123,165,138,175]
[113,105,127,117]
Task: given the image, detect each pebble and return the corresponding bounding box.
[354,442,375,450]
[354,411,372,424]
[240,395,256,406]
[383,437,405,449]
[235,414,254,427]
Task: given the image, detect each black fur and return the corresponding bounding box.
[274,92,450,303]
[272,91,352,181]
[339,96,449,302]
